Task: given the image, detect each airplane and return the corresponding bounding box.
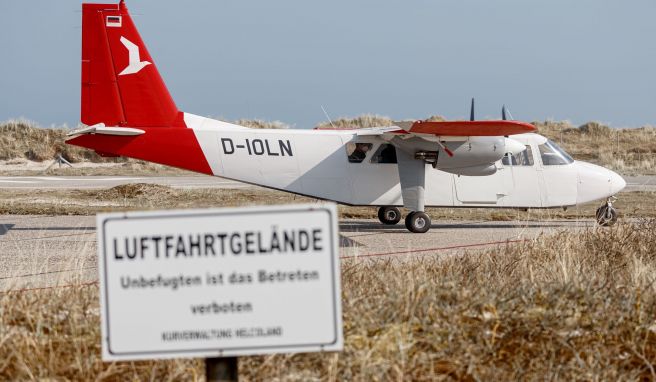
[67,1,626,233]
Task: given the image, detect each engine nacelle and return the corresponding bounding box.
[439,163,497,176]
[436,136,521,169]
[390,136,525,176]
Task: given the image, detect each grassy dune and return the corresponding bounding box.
[0,120,108,163]
[1,220,655,380]
[1,117,654,175]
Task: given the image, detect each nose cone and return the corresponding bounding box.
[576,161,626,204]
[504,138,526,156]
[609,170,626,195]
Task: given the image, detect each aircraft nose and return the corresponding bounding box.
[609,170,626,195]
[576,161,626,204]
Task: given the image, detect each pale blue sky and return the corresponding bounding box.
[1,0,654,128]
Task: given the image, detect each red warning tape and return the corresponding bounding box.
[340,238,529,259]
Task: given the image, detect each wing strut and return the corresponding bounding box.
[392,138,426,212]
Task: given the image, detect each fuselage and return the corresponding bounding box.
[185,114,626,208]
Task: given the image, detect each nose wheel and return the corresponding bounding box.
[377,206,402,225]
[596,197,618,227]
[405,211,431,233]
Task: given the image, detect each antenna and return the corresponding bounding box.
[321,105,336,129]
[470,98,475,121]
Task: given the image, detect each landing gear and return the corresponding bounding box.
[377,206,402,225]
[405,211,431,233]
[596,197,618,227]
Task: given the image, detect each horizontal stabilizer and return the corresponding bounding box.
[67,123,145,137]
[407,120,536,136]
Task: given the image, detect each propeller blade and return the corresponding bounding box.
[502,105,514,121]
[470,98,475,121]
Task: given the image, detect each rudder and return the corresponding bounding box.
[81,1,182,128]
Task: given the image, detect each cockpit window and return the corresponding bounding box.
[502,145,534,166]
[370,144,397,164]
[538,140,574,166]
[346,143,373,163]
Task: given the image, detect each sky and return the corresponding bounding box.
[1,0,655,129]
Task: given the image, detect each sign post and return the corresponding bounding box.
[97,204,342,378]
[205,357,238,382]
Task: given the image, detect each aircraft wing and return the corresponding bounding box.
[353,126,407,136]
[394,120,535,136]
[318,120,535,137]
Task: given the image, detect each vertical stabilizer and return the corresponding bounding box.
[81,2,182,127]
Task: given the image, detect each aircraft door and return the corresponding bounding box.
[453,173,503,204]
[497,144,542,207]
[496,157,514,198]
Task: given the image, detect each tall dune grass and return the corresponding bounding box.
[1,220,655,380]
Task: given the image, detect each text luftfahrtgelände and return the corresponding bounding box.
[111,227,324,260]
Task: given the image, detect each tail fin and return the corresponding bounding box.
[81,1,182,128]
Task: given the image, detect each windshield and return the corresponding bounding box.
[538,140,574,166]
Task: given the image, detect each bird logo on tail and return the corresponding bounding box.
[118,36,151,75]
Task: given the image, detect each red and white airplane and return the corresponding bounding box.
[68,1,626,233]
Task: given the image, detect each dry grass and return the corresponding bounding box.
[0,120,111,163]
[233,119,290,129]
[315,114,395,129]
[2,220,655,380]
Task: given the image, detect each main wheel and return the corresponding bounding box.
[596,205,618,226]
[404,211,431,233]
[377,206,402,225]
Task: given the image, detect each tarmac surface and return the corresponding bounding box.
[0,175,654,192]
[0,214,594,292]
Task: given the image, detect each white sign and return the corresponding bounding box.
[97,204,342,361]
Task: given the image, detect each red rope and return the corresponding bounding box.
[340,238,529,259]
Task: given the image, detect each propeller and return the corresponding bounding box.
[470,98,475,121]
[501,105,514,121]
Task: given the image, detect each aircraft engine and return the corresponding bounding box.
[431,137,524,176]
[393,136,525,176]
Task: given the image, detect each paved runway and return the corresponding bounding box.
[0,175,654,192]
[0,215,594,292]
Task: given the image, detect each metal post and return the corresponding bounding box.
[205,357,238,382]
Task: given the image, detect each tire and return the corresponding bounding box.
[377,206,402,225]
[596,205,618,227]
[404,211,431,233]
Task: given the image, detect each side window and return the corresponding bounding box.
[346,143,373,163]
[502,145,534,166]
[539,140,573,166]
[370,144,397,164]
